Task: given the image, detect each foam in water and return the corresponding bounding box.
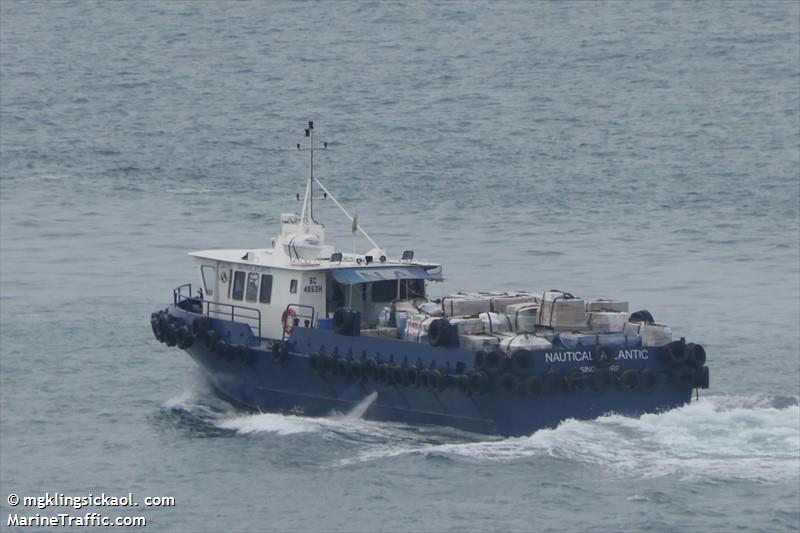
[338,396,800,483]
[216,391,380,436]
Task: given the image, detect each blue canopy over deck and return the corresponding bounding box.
[331,265,429,285]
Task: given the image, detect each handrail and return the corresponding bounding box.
[173,283,263,339]
[173,283,193,305]
[282,303,316,341]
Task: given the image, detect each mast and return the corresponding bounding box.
[293,122,381,251]
[298,121,315,233]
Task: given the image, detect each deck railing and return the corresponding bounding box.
[173,283,263,339]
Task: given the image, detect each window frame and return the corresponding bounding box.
[371,280,397,303]
[200,265,215,296]
[245,272,259,302]
[259,274,273,304]
[232,271,246,301]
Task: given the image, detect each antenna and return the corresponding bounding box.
[292,123,382,252]
[296,121,328,231]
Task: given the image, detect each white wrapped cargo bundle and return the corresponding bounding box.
[458,334,501,352]
[623,322,672,347]
[404,315,436,343]
[539,291,588,330]
[505,303,540,333]
[394,299,426,316]
[376,326,399,339]
[587,311,628,333]
[586,299,629,313]
[449,317,485,336]
[478,312,512,333]
[490,292,538,313]
[442,294,493,317]
[417,301,444,317]
[499,333,552,353]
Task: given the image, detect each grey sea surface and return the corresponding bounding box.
[1,1,799,531]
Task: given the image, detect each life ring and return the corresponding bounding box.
[272,341,289,363]
[281,308,298,335]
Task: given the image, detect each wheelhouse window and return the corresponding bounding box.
[371,280,397,303]
[245,272,259,302]
[201,265,215,296]
[290,279,298,294]
[232,271,246,300]
[402,279,425,299]
[260,274,273,303]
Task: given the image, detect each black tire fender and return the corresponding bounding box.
[525,375,544,397]
[618,368,640,391]
[332,308,354,335]
[428,319,451,347]
[592,345,615,367]
[484,350,505,374]
[664,340,689,366]
[511,349,533,375]
[687,343,706,367]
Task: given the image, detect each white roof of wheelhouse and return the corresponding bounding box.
[188,248,442,274]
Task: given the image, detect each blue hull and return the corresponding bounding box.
[157,305,700,437]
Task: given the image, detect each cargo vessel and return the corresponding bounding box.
[150,123,709,436]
